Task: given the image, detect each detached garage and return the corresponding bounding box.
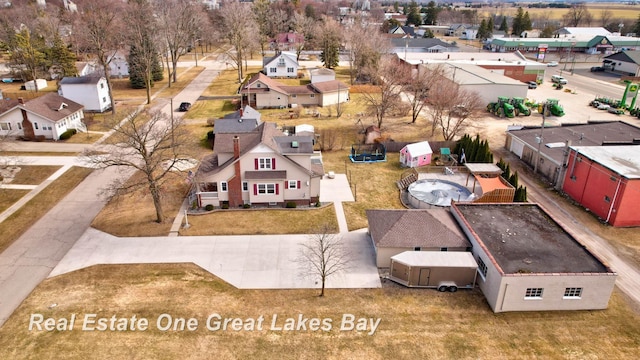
[389,251,478,291]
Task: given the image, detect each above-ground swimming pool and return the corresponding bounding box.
[407,179,474,208]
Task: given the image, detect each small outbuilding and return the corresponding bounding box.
[25,79,47,91]
[389,251,478,290]
[400,141,432,168]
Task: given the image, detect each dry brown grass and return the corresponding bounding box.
[9,165,61,184]
[480,4,640,21]
[82,104,141,132]
[0,189,28,213]
[180,205,338,235]
[200,67,262,97]
[91,171,191,237]
[0,166,92,253]
[0,263,638,359]
[110,67,195,104]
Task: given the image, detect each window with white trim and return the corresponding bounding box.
[287,67,294,73]
[221,181,228,192]
[288,180,297,189]
[563,287,583,299]
[310,94,315,98]
[525,288,543,299]
[0,122,10,131]
[270,67,276,73]
[258,158,272,170]
[258,183,276,194]
[242,182,248,192]
[477,257,488,278]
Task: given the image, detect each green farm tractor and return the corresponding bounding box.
[543,98,565,117]
[510,97,531,116]
[487,96,515,118]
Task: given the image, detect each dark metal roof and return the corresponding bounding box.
[452,203,613,274]
[507,121,640,165]
[59,76,103,85]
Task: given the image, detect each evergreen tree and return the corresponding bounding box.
[499,17,508,32]
[423,29,435,38]
[152,53,164,82]
[424,1,439,25]
[320,41,339,69]
[512,7,526,36]
[393,1,399,13]
[128,31,163,89]
[406,1,422,26]
[46,34,77,78]
[477,19,489,40]
[515,185,527,202]
[523,12,533,32]
[128,43,148,89]
[634,14,640,36]
[487,17,494,38]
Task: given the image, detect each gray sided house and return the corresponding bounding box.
[366,209,471,268]
[451,202,616,312]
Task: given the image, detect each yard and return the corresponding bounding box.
[0,263,638,359]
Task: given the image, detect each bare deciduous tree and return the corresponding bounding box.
[296,224,350,297]
[123,0,158,104]
[564,4,591,27]
[75,1,125,115]
[153,0,204,84]
[359,58,408,129]
[82,110,192,223]
[424,71,482,141]
[599,9,613,28]
[344,19,389,85]
[405,64,445,124]
[218,2,258,83]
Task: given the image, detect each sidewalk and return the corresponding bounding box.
[0,60,223,328]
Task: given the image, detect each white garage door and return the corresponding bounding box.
[510,138,525,158]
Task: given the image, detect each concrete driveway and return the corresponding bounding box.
[50,228,381,290]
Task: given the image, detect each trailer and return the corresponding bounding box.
[388,251,478,292]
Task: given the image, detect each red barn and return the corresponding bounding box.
[562,145,640,227]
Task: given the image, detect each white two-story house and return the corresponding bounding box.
[263,51,299,78]
[58,76,111,113]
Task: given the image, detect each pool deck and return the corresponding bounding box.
[416,171,484,197]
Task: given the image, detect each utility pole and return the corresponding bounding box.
[534,102,546,173]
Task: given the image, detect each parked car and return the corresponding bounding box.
[608,107,624,115]
[178,102,192,112]
[590,100,601,107]
[597,103,611,110]
[547,61,558,67]
[526,81,538,89]
[551,75,568,85]
[590,66,605,72]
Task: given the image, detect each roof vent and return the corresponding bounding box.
[291,141,298,148]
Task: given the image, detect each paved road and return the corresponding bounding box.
[0,57,228,327]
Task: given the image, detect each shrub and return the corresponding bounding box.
[205,204,214,211]
[59,129,77,140]
[286,201,297,208]
[221,202,229,209]
[243,204,251,209]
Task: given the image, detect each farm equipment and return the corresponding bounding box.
[510,97,531,116]
[542,98,565,117]
[486,96,515,118]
